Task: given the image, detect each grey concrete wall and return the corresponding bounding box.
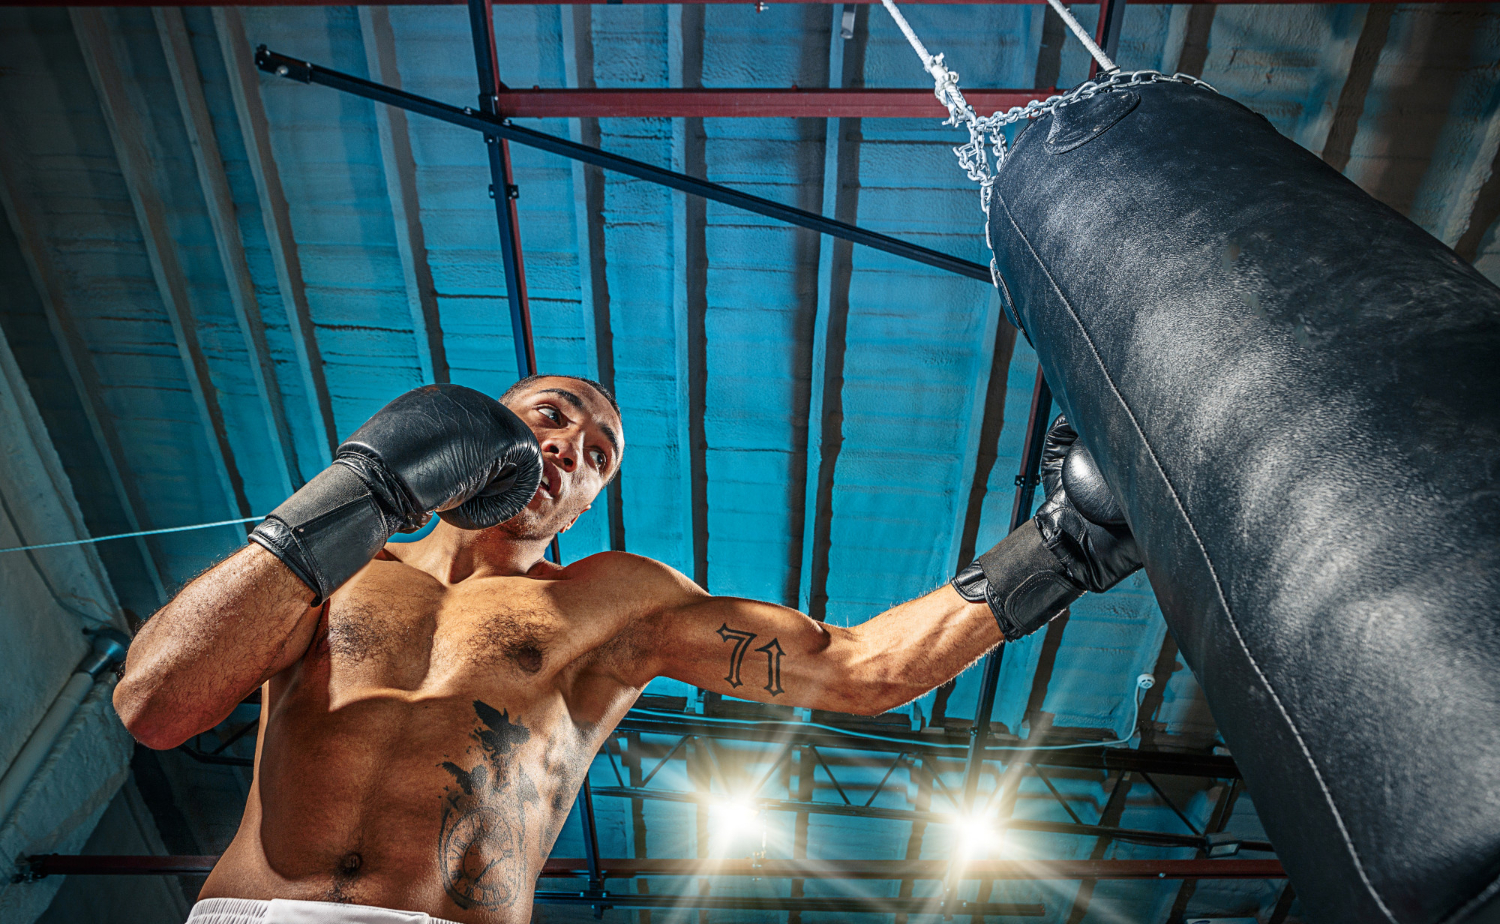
[36,777,190,924]
[0,321,135,922]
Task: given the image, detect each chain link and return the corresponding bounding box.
[876,0,1218,221]
[942,69,1217,196]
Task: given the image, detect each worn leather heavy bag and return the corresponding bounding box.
[987,79,1500,924]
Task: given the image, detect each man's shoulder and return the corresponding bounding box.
[564,550,685,582]
[560,552,701,614]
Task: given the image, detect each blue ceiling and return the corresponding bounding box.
[2,3,1497,921]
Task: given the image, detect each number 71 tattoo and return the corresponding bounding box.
[716,624,785,696]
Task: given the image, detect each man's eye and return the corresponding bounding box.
[538,407,560,422]
[590,449,606,468]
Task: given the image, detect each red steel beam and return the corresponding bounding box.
[494,88,1051,119]
[24,855,1285,881]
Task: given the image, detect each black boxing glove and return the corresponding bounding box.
[249,384,543,603]
[951,414,1142,641]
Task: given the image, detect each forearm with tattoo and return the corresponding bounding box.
[659,585,1000,715]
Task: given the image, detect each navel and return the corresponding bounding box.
[336,851,363,878]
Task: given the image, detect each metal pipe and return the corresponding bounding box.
[175,711,1240,779]
[180,701,1240,778]
[614,711,1238,777]
[960,369,1053,810]
[541,857,1287,881]
[587,784,1275,852]
[254,47,991,284]
[19,854,1285,882]
[486,88,1054,119]
[576,777,604,914]
[532,892,1047,914]
[468,0,536,383]
[1089,0,1128,78]
[0,630,129,826]
[1044,0,1116,75]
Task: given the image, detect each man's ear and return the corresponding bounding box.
[559,504,591,534]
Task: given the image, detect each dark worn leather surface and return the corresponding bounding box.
[988,80,1500,924]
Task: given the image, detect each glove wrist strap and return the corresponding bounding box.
[249,463,393,604]
[952,521,1084,641]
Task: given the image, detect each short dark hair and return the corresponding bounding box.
[501,374,621,421]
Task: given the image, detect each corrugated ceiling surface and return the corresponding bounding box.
[2,4,1498,922]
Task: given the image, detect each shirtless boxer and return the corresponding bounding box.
[114,376,1139,924]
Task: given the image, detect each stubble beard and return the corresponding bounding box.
[493,505,562,543]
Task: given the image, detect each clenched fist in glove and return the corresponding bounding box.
[250,384,543,604]
[951,415,1142,641]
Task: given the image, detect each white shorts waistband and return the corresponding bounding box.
[187,897,462,924]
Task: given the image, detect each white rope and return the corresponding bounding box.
[878,0,935,70]
[876,0,1213,193]
[877,0,977,134]
[0,516,260,554]
[1042,0,1118,75]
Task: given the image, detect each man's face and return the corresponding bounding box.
[498,376,623,541]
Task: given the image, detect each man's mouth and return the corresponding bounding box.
[537,464,560,500]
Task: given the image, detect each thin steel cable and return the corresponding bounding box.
[0,516,260,554]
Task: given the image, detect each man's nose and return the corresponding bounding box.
[546,434,580,470]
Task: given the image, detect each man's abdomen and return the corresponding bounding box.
[205,689,574,924]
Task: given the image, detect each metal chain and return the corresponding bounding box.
[876,0,1218,207]
[961,70,1218,194]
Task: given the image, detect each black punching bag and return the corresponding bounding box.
[987,79,1500,924]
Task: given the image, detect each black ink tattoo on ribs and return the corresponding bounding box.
[717,624,785,697]
[437,701,541,911]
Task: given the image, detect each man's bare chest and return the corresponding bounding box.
[317,560,598,694]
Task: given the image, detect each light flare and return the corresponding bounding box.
[950,813,1005,861]
[708,794,764,854]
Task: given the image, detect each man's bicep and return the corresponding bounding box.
[651,596,852,707]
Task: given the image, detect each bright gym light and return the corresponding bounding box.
[709,794,763,851]
[951,813,1003,860]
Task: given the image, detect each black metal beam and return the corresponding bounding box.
[253,47,991,283]
[614,711,1238,778]
[1165,779,1243,921]
[468,0,535,383]
[532,892,1046,915]
[1093,0,1129,71]
[1267,881,1298,924]
[576,778,605,918]
[466,0,581,849]
[587,784,1273,852]
[184,702,1239,779]
[1063,770,1135,923]
[18,852,1285,883]
[960,368,1053,809]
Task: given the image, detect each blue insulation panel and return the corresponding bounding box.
[3,4,1498,921]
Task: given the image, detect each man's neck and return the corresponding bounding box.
[397,519,551,583]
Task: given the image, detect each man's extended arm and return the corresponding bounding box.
[626,415,1142,716]
[635,581,998,716]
